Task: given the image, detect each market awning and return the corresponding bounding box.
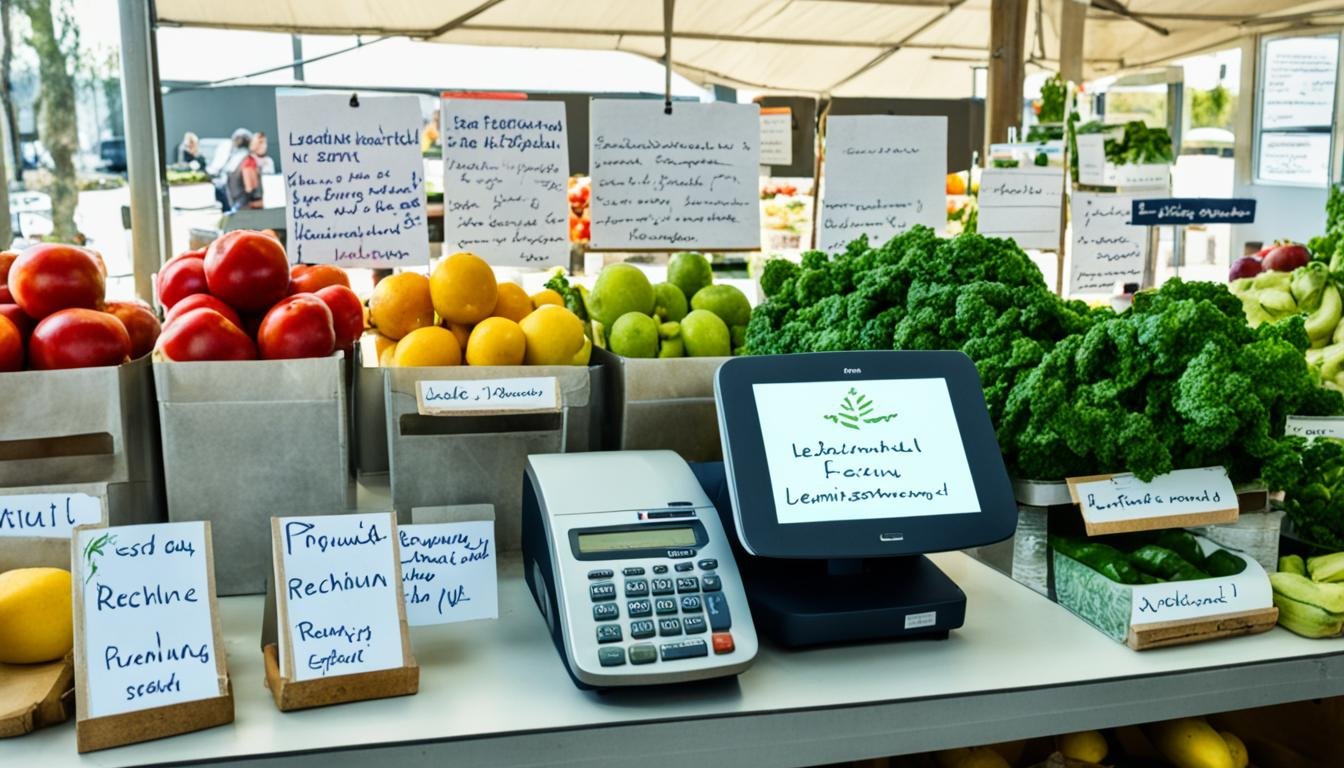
[154,0,1344,97]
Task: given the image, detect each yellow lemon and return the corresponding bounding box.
[1058,730,1108,763]
[466,317,527,366]
[571,335,593,366]
[444,321,473,351]
[392,326,461,367]
[378,340,398,367]
[1220,731,1249,768]
[518,305,586,366]
[373,332,397,359]
[530,288,564,308]
[431,251,498,325]
[369,272,434,340]
[0,567,73,663]
[492,282,534,323]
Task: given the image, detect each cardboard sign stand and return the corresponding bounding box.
[0,656,75,738]
[1127,607,1280,651]
[259,581,419,712]
[1064,471,1240,536]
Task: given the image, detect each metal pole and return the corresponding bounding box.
[0,105,11,248]
[117,0,167,303]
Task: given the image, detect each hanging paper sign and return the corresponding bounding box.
[1069,192,1148,295]
[817,115,946,252]
[1262,36,1338,130]
[976,167,1064,249]
[588,100,761,250]
[399,520,498,626]
[760,108,793,166]
[441,98,570,267]
[276,93,428,267]
[1131,198,1256,226]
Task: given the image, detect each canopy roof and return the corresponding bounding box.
[154,1,1344,97]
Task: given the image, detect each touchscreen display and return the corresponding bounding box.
[577,527,698,553]
[752,378,981,524]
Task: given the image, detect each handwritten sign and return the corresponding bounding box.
[1262,36,1338,130]
[1069,191,1147,296]
[760,109,793,166]
[441,99,569,267]
[272,512,410,682]
[1067,467,1238,535]
[1258,132,1331,186]
[589,100,760,250]
[416,376,559,415]
[752,378,980,525]
[1286,415,1344,440]
[1076,133,1171,189]
[817,115,945,252]
[399,521,497,626]
[276,93,428,267]
[1,492,102,538]
[976,167,1064,249]
[1131,198,1256,226]
[1130,539,1269,625]
[73,521,226,719]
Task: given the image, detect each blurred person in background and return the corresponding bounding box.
[227,131,268,211]
[177,131,204,170]
[210,128,253,209]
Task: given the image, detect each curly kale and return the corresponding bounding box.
[1285,437,1344,549]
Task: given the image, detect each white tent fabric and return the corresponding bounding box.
[154,0,1344,97]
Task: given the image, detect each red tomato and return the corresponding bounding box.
[204,230,291,312]
[0,314,21,371]
[165,247,206,266]
[29,308,130,370]
[290,264,351,295]
[157,308,257,362]
[103,300,162,360]
[164,293,242,329]
[156,257,208,310]
[257,293,335,360]
[0,303,33,340]
[0,250,16,303]
[314,285,364,349]
[7,244,106,319]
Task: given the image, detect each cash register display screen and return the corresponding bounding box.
[577,527,698,554]
[752,378,982,525]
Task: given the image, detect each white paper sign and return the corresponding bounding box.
[818,115,946,252]
[1,492,102,538]
[399,521,497,626]
[1069,191,1148,295]
[276,93,428,267]
[274,512,406,682]
[441,99,570,267]
[417,376,559,414]
[1075,133,1171,189]
[75,522,225,718]
[589,100,761,250]
[760,110,793,166]
[1286,415,1344,440]
[1262,36,1338,129]
[1070,467,1237,527]
[1129,541,1269,625]
[976,167,1064,250]
[1258,132,1332,186]
[752,378,980,525]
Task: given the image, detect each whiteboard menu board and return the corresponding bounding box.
[1257,34,1339,187]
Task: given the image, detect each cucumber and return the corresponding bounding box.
[1205,549,1247,577]
[1129,545,1209,582]
[1051,537,1146,585]
[1279,554,1307,576]
[1269,571,1344,614]
[1156,530,1206,568]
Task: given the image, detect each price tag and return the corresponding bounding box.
[399,520,498,626]
[976,167,1064,250]
[416,376,560,415]
[1286,415,1344,440]
[441,98,570,267]
[1069,191,1149,296]
[1129,537,1270,625]
[72,521,228,719]
[817,115,946,252]
[276,93,428,267]
[1131,198,1256,226]
[272,512,411,682]
[1067,467,1239,535]
[759,108,792,166]
[588,100,761,251]
[1,492,102,538]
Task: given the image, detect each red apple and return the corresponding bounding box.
[164,293,242,330]
[204,230,291,312]
[156,308,257,362]
[7,244,106,319]
[156,256,208,310]
[314,285,364,349]
[1262,243,1310,273]
[1229,256,1263,281]
[103,300,162,359]
[0,303,33,340]
[29,308,130,370]
[257,293,335,360]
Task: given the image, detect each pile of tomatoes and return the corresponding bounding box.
[567,176,590,243]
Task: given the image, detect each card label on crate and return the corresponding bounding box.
[72,521,228,719]
[1067,467,1238,535]
[0,492,103,538]
[1129,548,1270,625]
[416,377,559,415]
[272,512,411,682]
[1285,415,1344,440]
[399,520,498,626]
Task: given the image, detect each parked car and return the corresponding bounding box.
[98,137,126,173]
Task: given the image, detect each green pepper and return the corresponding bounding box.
[1129,545,1209,582]
[1052,537,1146,585]
[1205,549,1247,577]
[1156,531,1206,568]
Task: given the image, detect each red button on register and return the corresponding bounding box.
[712,632,734,654]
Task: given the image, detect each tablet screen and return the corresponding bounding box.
[752,378,981,525]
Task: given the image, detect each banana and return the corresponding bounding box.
[1279,554,1307,576]
[1149,718,1235,768]
[1307,552,1344,583]
[1271,572,1344,637]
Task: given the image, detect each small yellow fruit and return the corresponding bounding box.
[1150,718,1235,768]
[571,335,593,366]
[369,272,434,341]
[392,326,461,367]
[466,317,526,366]
[373,333,397,359]
[518,305,586,366]
[531,288,564,308]
[378,341,398,367]
[492,282,534,323]
[1058,730,1107,763]
[431,251,498,325]
[445,321,473,351]
[1219,731,1248,768]
[0,567,74,664]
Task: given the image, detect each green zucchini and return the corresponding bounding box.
[1279,554,1308,576]
[1155,530,1206,568]
[1204,549,1246,577]
[1052,537,1147,585]
[1128,545,1209,582]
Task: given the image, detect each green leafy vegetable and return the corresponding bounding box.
[1285,437,1344,550]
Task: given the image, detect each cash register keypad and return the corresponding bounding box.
[586,555,733,669]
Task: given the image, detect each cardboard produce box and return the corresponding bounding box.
[594,348,727,462]
[353,337,388,476]
[0,356,163,528]
[154,354,350,595]
[383,363,603,549]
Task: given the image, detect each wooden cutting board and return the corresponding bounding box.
[0,656,75,738]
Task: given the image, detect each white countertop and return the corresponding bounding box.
[14,550,1344,768]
